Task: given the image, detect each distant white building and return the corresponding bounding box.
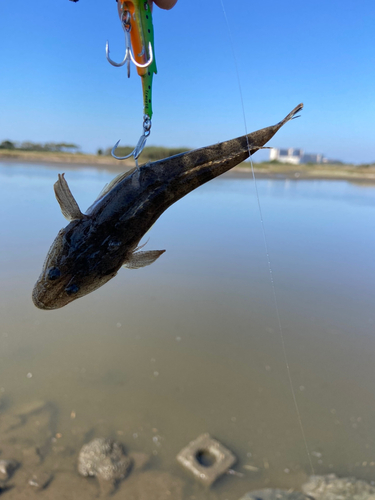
[270,148,324,164]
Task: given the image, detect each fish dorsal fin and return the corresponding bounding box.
[93,167,138,204]
[123,250,165,270]
[54,173,85,221]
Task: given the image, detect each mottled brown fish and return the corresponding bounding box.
[32,104,303,310]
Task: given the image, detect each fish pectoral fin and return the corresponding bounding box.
[123,250,166,270]
[54,173,85,221]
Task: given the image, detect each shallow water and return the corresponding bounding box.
[0,162,374,498]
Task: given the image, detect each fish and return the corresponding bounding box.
[32,103,303,310]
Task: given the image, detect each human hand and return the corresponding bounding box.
[117,0,178,17]
[152,0,178,9]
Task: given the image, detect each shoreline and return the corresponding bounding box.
[1,151,375,183]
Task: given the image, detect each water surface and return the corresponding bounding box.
[0,162,374,498]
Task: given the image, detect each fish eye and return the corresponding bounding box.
[65,284,80,295]
[47,267,61,281]
[108,240,121,251]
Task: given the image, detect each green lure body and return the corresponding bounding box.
[118,0,157,119]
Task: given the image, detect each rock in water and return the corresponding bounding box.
[302,474,375,500]
[28,471,53,490]
[0,459,19,481]
[78,438,132,481]
[239,489,310,500]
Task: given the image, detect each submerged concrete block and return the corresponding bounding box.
[176,433,236,487]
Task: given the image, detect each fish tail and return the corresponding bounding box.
[278,103,304,126]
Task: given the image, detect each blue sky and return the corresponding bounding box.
[0,0,374,163]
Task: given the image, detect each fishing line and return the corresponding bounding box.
[219,0,315,476]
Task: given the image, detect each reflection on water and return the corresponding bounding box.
[0,162,375,498]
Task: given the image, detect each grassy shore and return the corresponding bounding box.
[0,149,134,169]
[1,149,375,182]
[240,161,375,182]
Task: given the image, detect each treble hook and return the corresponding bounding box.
[111,115,152,165]
[106,5,156,162]
[105,11,153,77]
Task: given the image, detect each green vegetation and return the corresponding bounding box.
[106,145,189,161]
[0,140,80,153]
[236,160,375,181]
[251,160,375,170]
[357,163,375,169]
[0,140,189,162]
[266,159,282,165]
[0,140,15,150]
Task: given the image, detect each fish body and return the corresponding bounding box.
[32,104,303,310]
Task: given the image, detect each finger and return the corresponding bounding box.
[153,0,178,10]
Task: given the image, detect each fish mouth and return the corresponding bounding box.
[32,272,117,310]
[32,293,46,310]
[32,281,68,310]
[32,289,58,310]
[32,295,63,310]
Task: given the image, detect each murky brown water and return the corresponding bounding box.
[0,162,374,498]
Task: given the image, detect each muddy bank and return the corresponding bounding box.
[0,150,134,171]
[236,165,375,183]
[1,150,375,182]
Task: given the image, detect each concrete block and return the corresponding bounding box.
[176,433,236,487]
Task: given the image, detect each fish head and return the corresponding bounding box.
[32,172,165,310]
[32,219,123,310]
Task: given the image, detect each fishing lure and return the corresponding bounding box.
[106,0,157,163]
